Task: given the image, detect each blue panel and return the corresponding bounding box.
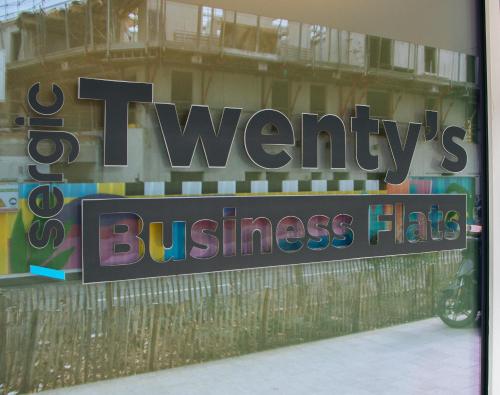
[19,183,38,199]
[19,183,98,199]
[30,265,66,280]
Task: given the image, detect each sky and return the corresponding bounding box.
[0,0,69,21]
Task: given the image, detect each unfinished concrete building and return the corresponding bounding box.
[0,0,482,215]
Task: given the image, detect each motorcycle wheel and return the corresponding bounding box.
[438,288,477,328]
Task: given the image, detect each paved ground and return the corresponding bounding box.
[44,318,482,395]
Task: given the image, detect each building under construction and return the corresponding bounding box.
[0,2,487,393]
[0,0,482,207]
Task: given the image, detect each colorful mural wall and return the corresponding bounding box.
[0,176,478,275]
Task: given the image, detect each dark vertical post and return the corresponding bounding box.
[219,10,225,50]
[328,27,332,63]
[209,7,214,51]
[298,22,302,61]
[88,0,94,49]
[256,15,261,53]
[65,3,70,49]
[106,0,111,57]
[232,11,236,48]
[156,0,160,44]
[145,0,150,51]
[196,5,202,50]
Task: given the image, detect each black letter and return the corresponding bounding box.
[28,130,79,164]
[78,78,153,166]
[155,104,241,167]
[28,185,64,218]
[383,120,421,184]
[425,110,438,141]
[351,105,379,171]
[29,219,65,249]
[302,113,346,169]
[28,82,64,115]
[244,109,294,169]
[28,165,63,182]
[441,126,467,172]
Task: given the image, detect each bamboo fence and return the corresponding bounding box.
[0,251,461,393]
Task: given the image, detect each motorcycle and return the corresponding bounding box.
[437,235,481,328]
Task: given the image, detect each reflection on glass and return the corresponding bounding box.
[0,2,484,393]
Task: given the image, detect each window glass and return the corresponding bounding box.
[0,1,485,393]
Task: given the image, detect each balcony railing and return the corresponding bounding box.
[2,0,478,88]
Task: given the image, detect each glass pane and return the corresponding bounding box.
[0,1,485,394]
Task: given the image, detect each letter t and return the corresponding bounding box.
[351,105,379,171]
[78,78,153,166]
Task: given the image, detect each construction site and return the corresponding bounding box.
[0,0,481,194]
[0,1,486,393]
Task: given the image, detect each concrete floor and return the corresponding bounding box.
[43,318,482,395]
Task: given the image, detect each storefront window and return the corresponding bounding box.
[0,1,486,393]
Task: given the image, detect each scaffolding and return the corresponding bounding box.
[0,0,480,142]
